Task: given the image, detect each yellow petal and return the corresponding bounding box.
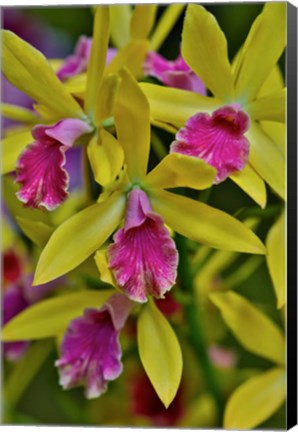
[94,249,116,287]
[247,121,285,200]
[210,291,285,365]
[140,83,221,128]
[85,6,110,115]
[130,5,157,40]
[16,217,54,248]
[105,39,149,79]
[245,88,286,122]
[150,4,185,51]
[182,4,234,101]
[266,212,286,308]
[1,30,84,119]
[114,68,150,180]
[63,73,86,99]
[144,153,216,190]
[150,189,266,255]
[1,103,38,123]
[2,127,32,174]
[260,121,285,155]
[87,130,124,187]
[234,3,286,103]
[2,290,114,341]
[33,192,126,285]
[258,64,284,97]
[137,299,183,408]
[110,5,132,48]
[224,368,285,429]
[94,73,120,125]
[230,163,267,209]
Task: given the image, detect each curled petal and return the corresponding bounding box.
[108,189,178,303]
[171,105,250,183]
[57,36,92,80]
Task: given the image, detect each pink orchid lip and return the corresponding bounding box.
[107,188,179,303]
[16,118,93,211]
[170,104,250,183]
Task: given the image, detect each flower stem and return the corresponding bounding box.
[175,233,224,423]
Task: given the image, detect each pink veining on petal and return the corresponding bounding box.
[107,189,179,303]
[144,51,206,95]
[16,119,92,210]
[55,294,133,399]
[170,105,250,183]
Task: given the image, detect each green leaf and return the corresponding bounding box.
[137,299,183,408]
[34,192,126,285]
[210,291,285,365]
[2,290,114,341]
[224,368,285,429]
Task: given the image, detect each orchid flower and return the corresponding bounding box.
[140,3,286,208]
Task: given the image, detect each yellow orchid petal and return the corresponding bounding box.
[260,121,285,155]
[247,121,285,200]
[150,189,266,255]
[1,103,38,123]
[150,4,185,51]
[16,217,54,248]
[258,64,284,97]
[245,88,286,123]
[94,249,116,287]
[182,4,234,101]
[48,58,63,72]
[130,5,157,40]
[94,73,120,126]
[144,153,216,190]
[234,3,286,103]
[63,73,86,99]
[110,5,132,48]
[1,30,84,119]
[140,83,221,128]
[151,119,178,134]
[87,130,124,187]
[210,291,285,365]
[224,368,285,429]
[85,6,110,115]
[266,212,286,309]
[50,190,86,226]
[2,127,32,175]
[33,192,126,285]
[114,68,150,180]
[105,39,149,79]
[230,163,267,209]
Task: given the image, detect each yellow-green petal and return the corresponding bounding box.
[260,121,285,155]
[130,5,157,40]
[182,4,234,101]
[150,189,266,255]
[16,217,54,248]
[87,130,124,187]
[2,127,32,174]
[150,4,185,51]
[137,299,182,408]
[94,73,120,126]
[234,3,286,103]
[266,212,286,309]
[2,290,114,341]
[33,192,126,285]
[85,6,110,115]
[94,249,116,287]
[1,30,84,119]
[258,64,284,97]
[105,40,149,79]
[224,368,285,429]
[114,68,150,180]
[140,83,221,128]
[1,103,38,123]
[110,5,131,48]
[230,163,267,209]
[210,291,285,365]
[245,88,286,123]
[247,121,285,200]
[144,153,216,190]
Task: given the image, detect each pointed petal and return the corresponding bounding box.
[110,5,132,48]
[258,64,284,97]
[224,368,285,429]
[1,30,85,119]
[85,6,110,115]
[16,217,54,248]
[260,121,285,155]
[2,128,33,175]
[1,103,37,123]
[245,88,286,123]
[144,153,216,190]
[94,249,116,287]
[140,83,220,128]
[210,291,285,365]
[94,73,120,125]
[130,5,157,40]
[150,189,266,255]
[234,3,286,102]
[150,4,185,51]
[182,4,234,100]
[105,40,149,79]
[230,163,267,209]
[247,121,285,199]
[114,69,150,180]
[33,192,126,285]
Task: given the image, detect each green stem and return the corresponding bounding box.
[175,234,224,423]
